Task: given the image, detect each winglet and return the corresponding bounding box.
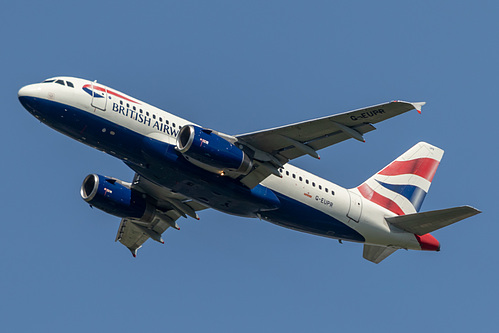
[130,247,139,257]
[412,102,426,114]
[392,101,426,114]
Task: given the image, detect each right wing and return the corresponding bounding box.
[115,174,208,256]
[235,101,425,188]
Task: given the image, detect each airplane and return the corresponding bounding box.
[18,76,481,263]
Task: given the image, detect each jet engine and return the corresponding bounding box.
[81,174,162,224]
[176,125,252,176]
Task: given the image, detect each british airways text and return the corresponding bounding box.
[112,103,179,137]
[350,109,385,121]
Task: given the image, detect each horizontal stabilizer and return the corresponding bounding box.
[386,206,481,235]
[363,244,398,264]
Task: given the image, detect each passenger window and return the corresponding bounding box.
[146,112,150,116]
[55,79,65,86]
[306,179,309,184]
[66,81,74,88]
[153,114,156,119]
[325,188,328,193]
[299,176,302,181]
[166,120,169,124]
[172,123,176,127]
[292,174,296,179]
[312,182,315,187]
[133,106,136,111]
[286,171,289,176]
[159,117,163,122]
[319,185,322,190]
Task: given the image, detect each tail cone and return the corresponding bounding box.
[415,234,440,251]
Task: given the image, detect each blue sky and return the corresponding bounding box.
[2,1,497,331]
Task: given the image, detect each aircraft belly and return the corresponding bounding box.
[126,149,281,217]
[128,163,278,217]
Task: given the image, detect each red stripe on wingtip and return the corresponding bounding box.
[357,183,405,215]
[378,158,440,182]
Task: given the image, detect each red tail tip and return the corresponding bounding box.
[415,234,440,251]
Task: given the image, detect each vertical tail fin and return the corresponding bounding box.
[355,142,444,215]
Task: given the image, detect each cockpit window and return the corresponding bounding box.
[43,79,55,83]
[55,79,65,86]
[66,81,74,88]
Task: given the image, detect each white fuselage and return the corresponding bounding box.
[18,77,424,251]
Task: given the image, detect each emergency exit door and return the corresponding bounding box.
[90,81,107,111]
[347,191,362,222]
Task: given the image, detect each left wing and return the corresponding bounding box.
[116,174,208,256]
[363,244,398,264]
[235,101,424,188]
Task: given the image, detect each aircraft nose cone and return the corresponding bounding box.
[18,84,41,99]
[18,83,45,116]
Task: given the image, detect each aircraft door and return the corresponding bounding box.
[90,80,107,111]
[347,191,362,222]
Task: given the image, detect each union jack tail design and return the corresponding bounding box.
[356,142,444,215]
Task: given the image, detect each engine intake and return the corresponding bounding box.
[81,174,149,219]
[81,174,180,233]
[176,125,252,176]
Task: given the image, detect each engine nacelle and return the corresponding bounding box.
[81,174,179,234]
[81,174,149,219]
[176,125,252,175]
